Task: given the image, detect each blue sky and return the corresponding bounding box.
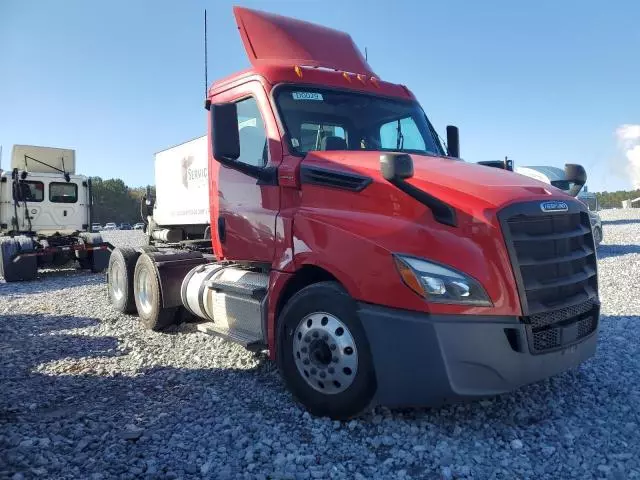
[1,0,638,192]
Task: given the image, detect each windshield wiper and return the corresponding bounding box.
[396,119,404,150]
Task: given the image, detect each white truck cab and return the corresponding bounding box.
[0,145,112,282]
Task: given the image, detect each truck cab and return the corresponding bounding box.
[0,145,109,282]
[107,6,600,419]
[0,145,90,235]
[513,164,603,245]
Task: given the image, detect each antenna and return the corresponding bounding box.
[204,9,210,109]
[365,47,368,61]
[0,145,3,171]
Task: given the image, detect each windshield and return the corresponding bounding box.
[275,86,445,157]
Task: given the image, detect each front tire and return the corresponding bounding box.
[133,253,176,331]
[277,281,376,420]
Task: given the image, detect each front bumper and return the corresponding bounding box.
[358,303,598,408]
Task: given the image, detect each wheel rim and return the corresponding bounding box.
[110,261,125,301]
[136,267,153,315]
[292,312,358,395]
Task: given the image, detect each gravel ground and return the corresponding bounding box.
[1,211,639,480]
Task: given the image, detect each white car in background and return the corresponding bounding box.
[103,222,117,231]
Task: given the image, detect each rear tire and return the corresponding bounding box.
[0,236,38,282]
[107,247,140,313]
[78,232,110,273]
[133,253,176,331]
[37,240,54,267]
[276,281,376,420]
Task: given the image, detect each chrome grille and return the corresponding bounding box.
[498,201,600,354]
[499,202,599,316]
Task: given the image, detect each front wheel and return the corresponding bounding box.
[277,281,376,420]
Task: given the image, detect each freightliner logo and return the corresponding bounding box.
[540,201,569,213]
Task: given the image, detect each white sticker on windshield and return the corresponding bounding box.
[292,92,323,101]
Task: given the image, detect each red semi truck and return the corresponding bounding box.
[107,7,600,419]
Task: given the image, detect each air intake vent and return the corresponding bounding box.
[300,165,372,192]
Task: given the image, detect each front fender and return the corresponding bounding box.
[292,213,431,314]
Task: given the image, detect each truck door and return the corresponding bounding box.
[213,80,282,263]
[10,179,45,232]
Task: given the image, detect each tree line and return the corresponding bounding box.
[90,177,155,225]
[594,189,640,209]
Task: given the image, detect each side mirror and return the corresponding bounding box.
[564,163,587,197]
[446,125,460,158]
[212,103,240,164]
[380,153,414,181]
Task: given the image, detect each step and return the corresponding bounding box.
[207,279,267,300]
[196,322,266,352]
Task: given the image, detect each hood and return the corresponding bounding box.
[233,6,375,76]
[302,151,570,214]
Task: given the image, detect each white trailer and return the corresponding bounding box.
[0,145,112,282]
[141,135,212,248]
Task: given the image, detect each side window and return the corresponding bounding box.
[380,117,426,151]
[298,123,347,152]
[13,181,44,202]
[50,182,78,203]
[236,97,268,167]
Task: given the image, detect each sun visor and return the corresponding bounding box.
[233,6,376,77]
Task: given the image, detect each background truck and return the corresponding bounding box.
[478,160,603,245]
[106,6,600,419]
[0,145,111,281]
[512,164,603,245]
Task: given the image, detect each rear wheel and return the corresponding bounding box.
[37,240,54,267]
[0,236,37,282]
[277,281,376,420]
[107,247,139,313]
[78,233,110,273]
[133,253,176,331]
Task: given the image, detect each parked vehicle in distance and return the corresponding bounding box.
[106,6,600,419]
[119,223,132,230]
[91,223,102,232]
[513,165,603,246]
[103,222,117,231]
[133,223,145,230]
[588,210,603,245]
[0,144,112,281]
[477,161,603,246]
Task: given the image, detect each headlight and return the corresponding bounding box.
[393,255,492,306]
